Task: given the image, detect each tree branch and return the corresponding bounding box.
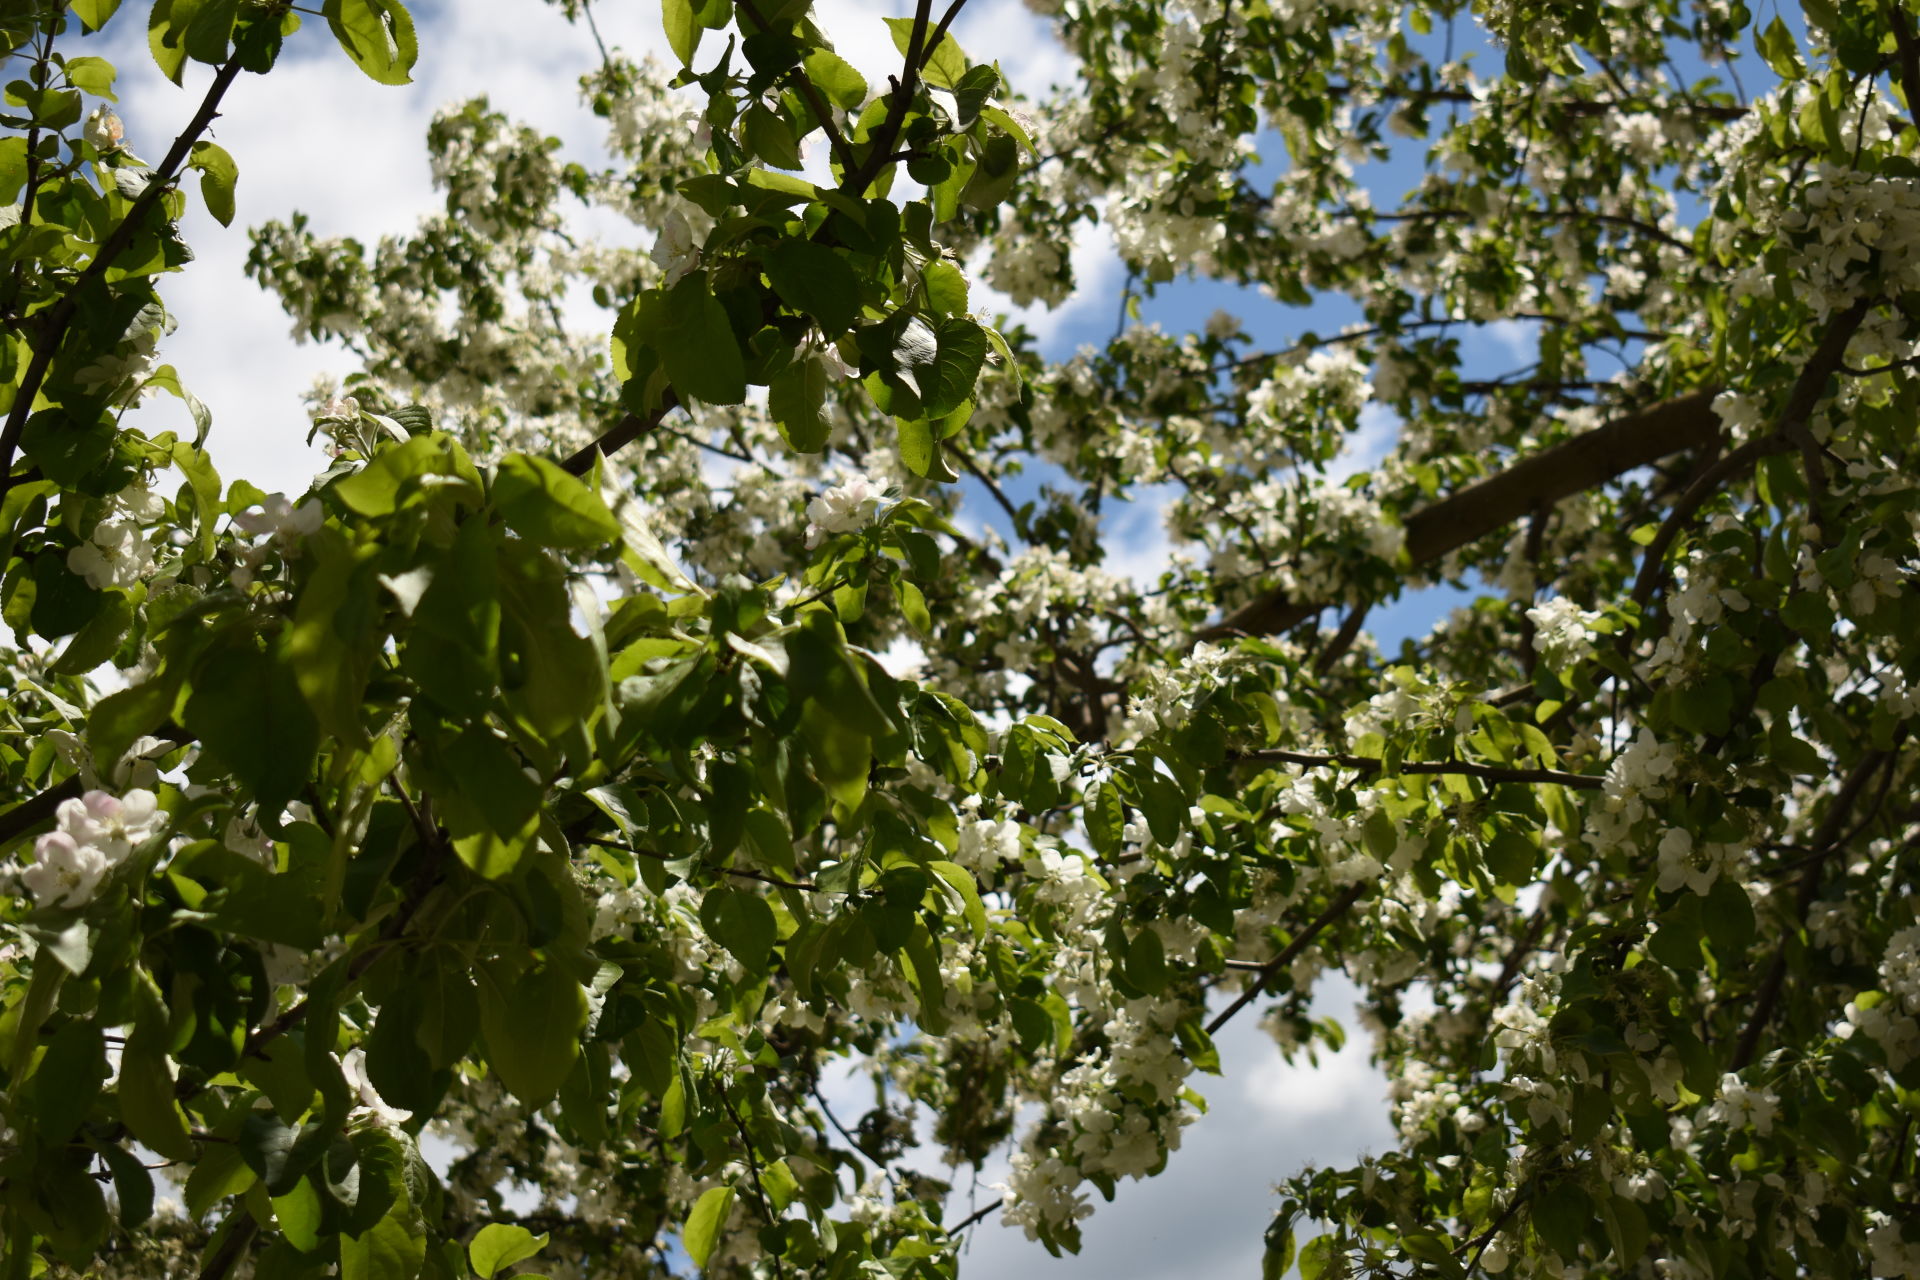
[578,836,817,891]
[735,0,856,175]
[1199,390,1723,640]
[1206,881,1367,1036]
[917,0,973,76]
[194,1208,258,1280]
[1887,4,1920,138]
[1730,747,1890,1070]
[1236,748,1603,790]
[949,1196,1004,1232]
[559,394,679,476]
[0,53,249,509]
[841,0,932,195]
[950,442,1021,533]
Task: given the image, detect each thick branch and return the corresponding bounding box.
[559,394,678,475]
[841,0,932,195]
[194,1209,258,1280]
[1200,389,1722,640]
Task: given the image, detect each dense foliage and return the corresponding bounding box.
[0,0,1917,1277]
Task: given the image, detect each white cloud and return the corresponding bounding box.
[97,0,657,495]
[1477,316,1538,365]
[1323,401,1401,482]
[956,978,1390,1279]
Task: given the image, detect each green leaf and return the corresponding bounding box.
[1484,830,1538,885]
[492,453,619,549]
[411,958,480,1071]
[769,355,833,453]
[1262,1219,1297,1280]
[339,1196,427,1280]
[323,0,419,85]
[1126,928,1167,995]
[1531,1182,1591,1257]
[478,963,588,1107]
[468,1223,549,1279]
[884,15,967,89]
[922,260,968,317]
[1704,876,1756,954]
[700,887,777,974]
[190,140,238,226]
[118,1040,194,1161]
[743,104,803,169]
[911,317,986,418]
[63,55,118,98]
[70,0,124,32]
[271,1176,323,1253]
[929,860,987,937]
[400,517,500,719]
[183,637,320,821]
[662,0,700,65]
[1606,1195,1650,1267]
[896,417,955,481]
[1084,781,1124,858]
[683,1185,736,1269]
[148,0,188,83]
[49,588,132,675]
[184,0,240,66]
[333,434,465,517]
[286,528,374,748]
[238,1112,310,1195]
[763,239,862,334]
[1756,16,1804,79]
[33,1021,107,1138]
[87,677,176,783]
[97,1142,154,1229]
[439,728,542,879]
[803,48,866,109]
[1298,1234,1337,1280]
[639,274,746,406]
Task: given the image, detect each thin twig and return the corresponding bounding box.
[917,0,975,77]
[950,1196,1004,1232]
[578,836,817,891]
[950,443,1021,533]
[1730,747,1890,1070]
[721,1085,789,1280]
[0,52,250,510]
[1206,881,1367,1036]
[1236,748,1604,790]
[736,0,856,175]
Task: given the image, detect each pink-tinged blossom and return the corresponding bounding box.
[18,789,164,909]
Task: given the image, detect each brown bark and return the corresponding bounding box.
[1197,388,1723,641]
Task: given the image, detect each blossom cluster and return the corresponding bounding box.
[16,789,164,909]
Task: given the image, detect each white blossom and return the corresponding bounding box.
[803,473,888,548]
